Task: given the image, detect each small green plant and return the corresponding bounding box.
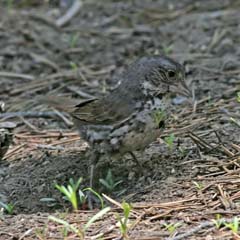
[99,169,123,193]
[116,201,132,239]
[164,133,175,151]
[163,222,182,235]
[192,181,204,190]
[212,214,224,229]
[152,109,166,128]
[55,177,83,211]
[83,187,105,209]
[6,0,14,12]
[237,92,240,102]
[55,177,104,210]
[0,201,14,214]
[49,207,111,240]
[163,44,173,55]
[178,146,188,158]
[35,225,48,240]
[69,32,80,48]
[78,189,88,206]
[230,117,240,128]
[70,61,78,71]
[224,217,240,234]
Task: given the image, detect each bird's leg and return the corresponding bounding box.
[89,163,94,190]
[87,163,94,210]
[86,149,101,209]
[129,151,144,173]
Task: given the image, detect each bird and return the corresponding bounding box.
[42,55,191,192]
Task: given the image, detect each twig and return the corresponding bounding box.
[66,86,96,99]
[23,12,60,31]
[169,217,240,240]
[29,53,60,72]
[188,131,213,150]
[19,116,42,133]
[0,111,65,120]
[56,0,83,27]
[53,109,74,127]
[35,144,65,150]
[0,71,34,80]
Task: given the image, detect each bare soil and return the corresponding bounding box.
[0,0,240,239]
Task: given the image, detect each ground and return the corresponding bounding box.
[0,0,240,239]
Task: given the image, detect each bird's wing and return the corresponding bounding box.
[38,95,82,113]
[72,97,132,125]
[40,95,134,126]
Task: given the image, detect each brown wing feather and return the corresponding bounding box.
[72,88,137,125]
[73,98,122,125]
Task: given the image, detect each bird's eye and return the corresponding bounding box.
[168,70,176,78]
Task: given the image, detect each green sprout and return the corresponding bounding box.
[6,0,14,12]
[0,201,14,215]
[163,44,173,55]
[178,146,188,158]
[83,187,105,209]
[99,169,123,193]
[55,177,83,211]
[35,225,48,240]
[237,92,240,103]
[55,177,104,210]
[163,222,182,235]
[224,217,240,234]
[230,117,240,128]
[69,61,78,71]
[69,32,80,48]
[49,207,110,240]
[116,201,132,239]
[192,181,204,190]
[152,109,166,128]
[212,214,224,229]
[164,133,175,151]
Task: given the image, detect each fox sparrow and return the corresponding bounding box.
[43,55,191,187]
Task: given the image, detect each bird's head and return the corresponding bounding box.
[133,56,191,98]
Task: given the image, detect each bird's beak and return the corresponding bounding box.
[169,80,192,98]
[179,80,192,98]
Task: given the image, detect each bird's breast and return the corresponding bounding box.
[80,97,167,154]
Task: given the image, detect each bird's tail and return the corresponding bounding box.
[37,95,79,113]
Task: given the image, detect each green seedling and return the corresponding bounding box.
[49,207,111,240]
[207,94,213,107]
[0,201,14,214]
[70,61,78,71]
[116,201,132,239]
[163,44,173,55]
[69,32,80,48]
[152,109,166,128]
[212,214,224,229]
[7,0,13,12]
[83,187,105,209]
[35,225,48,240]
[163,222,182,235]
[164,133,175,151]
[224,217,240,234]
[99,169,123,193]
[55,177,83,211]
[178,146,187,158]
[237,92,240,103]
[192,181,204,190]
[230,117,240,128]
[55,177,105,210]
[78,189,88,207]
